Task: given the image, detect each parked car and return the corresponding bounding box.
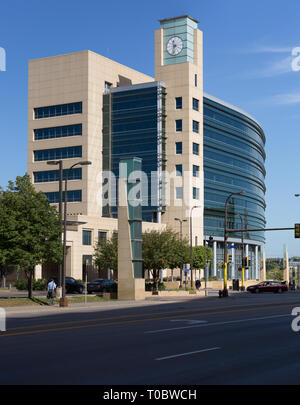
[247,280,287,294]
[48,277,84,294]
[87,279,117,294]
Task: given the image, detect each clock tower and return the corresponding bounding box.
[155,15,204,248]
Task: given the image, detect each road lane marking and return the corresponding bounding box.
[156,347,220,361]
[145,314,291,334]
[170,319,208,325]
[0,303,295,338]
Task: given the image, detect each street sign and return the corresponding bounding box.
[230,244,238,249]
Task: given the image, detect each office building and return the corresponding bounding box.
[27,15,265,281]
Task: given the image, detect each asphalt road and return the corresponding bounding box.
[1,292,300,385]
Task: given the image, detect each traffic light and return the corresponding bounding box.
[226,254,232,263]
[242,256,248,267]
[208,236,214,248]
[295,224,300,238]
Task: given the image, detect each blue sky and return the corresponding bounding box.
[1,0,300,257]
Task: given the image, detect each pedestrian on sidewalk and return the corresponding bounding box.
[195,279,201,291]
[47,279,57,305]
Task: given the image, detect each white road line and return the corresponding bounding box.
[156,347,221,361]
[145,314,291,334]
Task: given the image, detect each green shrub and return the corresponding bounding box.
[33,279,47,291]
[15,279,28,290]
[15,278,48,291]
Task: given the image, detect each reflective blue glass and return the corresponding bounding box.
[176,119,182,132]
[176,142,182,154]
[44,190,82,203]
[82,230,92,246]
[176,164,182,176]
[193,120,199,133]
[193,143,199,155]
[103,84,166,222]
[34,146,82,161]
[193,98,199,111]
[176,97,182,109]
[34,124,82,140]
[34,168,82,183]
[203,96,266,243]
[34,102,82,119]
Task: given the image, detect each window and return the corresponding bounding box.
[34,102,82,119]
[176,119,182,132]
[176,187,183,199]
[34,124,82,140]
[193,120,199,133]
[175,164,182,176]
[193,98,199,111]
[98,231,107,245]
[34,168,82,183]
[176,142,182,154]
[105,81,112,93]
[195,74,198,87]
[44,190,82,203]
[193,165,199,177]
[193,143,199,155]
[175,97,182,109]
[34,146,82,161]
[82,230,92,246]
[193,187,199,200]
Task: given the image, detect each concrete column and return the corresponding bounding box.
[35,264,42,280]
[260,246,266,281]
[245,244,249,280]
[255,245,259,280]
[231,246,235,280]
[284,247,290,284]
[213,241,217,277]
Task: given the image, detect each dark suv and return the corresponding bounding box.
[49,277,84,294]
[87,279,117,294]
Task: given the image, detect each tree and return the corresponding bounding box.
[0,174,62,298]
[192,246,213,270]
[142,229,189,292]
[94,233,118,277]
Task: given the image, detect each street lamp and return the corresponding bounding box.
[174,217,187,288]
[60,160,92,308]
[47,160,63,297]
[223,191,245,297]
[235,213,245,291]
[190,205,201,289]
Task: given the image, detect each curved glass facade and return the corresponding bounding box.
[203,95,266,244]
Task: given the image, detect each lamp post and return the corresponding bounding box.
[60,160,92,308]
[175,217,187,288]
[223,191,245,297]
[190,205,201,289]
[47,160,63,297]
[235,213,245,291]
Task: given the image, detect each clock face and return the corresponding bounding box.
[166,36,183,56]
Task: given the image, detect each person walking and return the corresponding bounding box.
[47,279,57,305]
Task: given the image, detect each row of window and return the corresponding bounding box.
[34,168,82,183]
[175,187,200,200]
[175,142,199,155]
[34,146,82,162]
[175,97,199,111]
[44,190,82,203]
[34,102,82,119]
[175,164,199,177]
[175,119,199,133]
[83,230,108,246]
[34,124,82,140]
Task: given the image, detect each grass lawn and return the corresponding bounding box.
[0,295,116,307]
